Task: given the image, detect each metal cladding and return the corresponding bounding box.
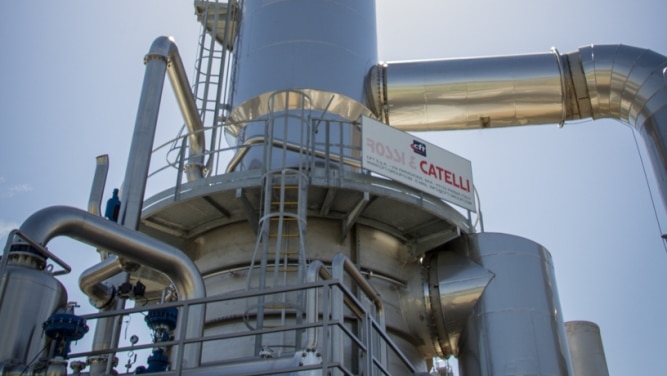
[370,53,566,130]
[453,233,573,376]
[565,321,610,376]
[372,44,667,211]
[228,0,377,130]
[0,258,67,364]
[576,45,667,211]
[3,0,665,373]
[406,251,494,358]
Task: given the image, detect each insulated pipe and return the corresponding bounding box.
[79,257,122,309]
[14,205,206,367]
[120,36,204,229]
[370,44,667,210]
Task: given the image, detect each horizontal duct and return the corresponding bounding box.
[370,44,667,212]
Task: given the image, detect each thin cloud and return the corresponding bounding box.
[1,182,33,198]
[8,184,32,196]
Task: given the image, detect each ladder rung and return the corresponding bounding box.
[264,304,294,310]
[271,201,298,206]
[269,233,298,238]
[266,266,298,272]
[269,250,300,255]
[270,217,297,221]
[272,185,299,189]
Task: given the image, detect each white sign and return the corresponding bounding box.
[361,117,476,212]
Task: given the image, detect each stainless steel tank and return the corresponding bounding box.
[453,233,573,376]
[0,246,67,364]
[565,321,610,376]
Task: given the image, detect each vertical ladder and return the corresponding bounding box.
[173,0,237,175]
[245,90,313,357]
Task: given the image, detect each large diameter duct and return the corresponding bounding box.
[370,44,667,211]
[400,251,494,359]
[450,233,573,376]
[370,52,566,129]
[565,321,610,376]
[14,205,206,367]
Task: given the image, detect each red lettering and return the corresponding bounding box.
[419,160,471,192]
[366,138,375,154]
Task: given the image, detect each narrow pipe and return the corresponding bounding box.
[305,260,332,349]
[87,155,109,217]
[15,205,205,366]
[330,253,385,327]
[16,205,205,300]
[148,36,206,181]
[371,44,667,212]
[119,36,205,230]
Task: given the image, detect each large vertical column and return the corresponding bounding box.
[231,0,377,114]
[226,0,377,170]
[455,233,573,376]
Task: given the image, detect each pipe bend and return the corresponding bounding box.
[79,256,123,309]
[17,205,205,301]
[146,36,206,181]
[572,44,667,126]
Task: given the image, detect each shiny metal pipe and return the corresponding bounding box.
[78,257,122,309]
[371,44,667,210]
[575,45,667,209]
[16,206,204,300]
[15,205,206,366]
[565,321,610,376]
[370,52,566,130]
[120,36,204,229]
[331,253,385,327]
[416,251,493,358]
[148,36,206,181]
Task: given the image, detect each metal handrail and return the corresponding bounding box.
[67,265,416,375]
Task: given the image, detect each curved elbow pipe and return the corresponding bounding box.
[574,45,667,204]
[16,205,205,301]
[79,256,123,309]
[120,37,206,228]
[146,36,206,181]
[16,205,205,366]
[370,44,667,210]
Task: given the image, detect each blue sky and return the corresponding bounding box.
[1,1,666,374]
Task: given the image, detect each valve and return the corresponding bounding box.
[134,307,178,373]
[145,307,178,343]
[134,349,169,374]
[42,313,89,358]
